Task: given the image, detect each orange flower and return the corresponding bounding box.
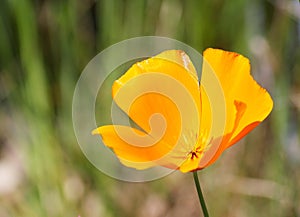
[92,48,273,172]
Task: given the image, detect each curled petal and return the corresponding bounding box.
[112,50,201,135]
[94,50,202,170]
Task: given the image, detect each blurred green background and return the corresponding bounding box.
[0,0,300,216]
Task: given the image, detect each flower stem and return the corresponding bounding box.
[193,171,209,217]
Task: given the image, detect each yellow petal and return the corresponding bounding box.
[93,125,182,170]
[111,51,201,157]
[112,51,201,129]
[155,50,198,80]
[94,50,202,170]
[199,101,247,168]
[179,154,203,173]
[199,48,273,167]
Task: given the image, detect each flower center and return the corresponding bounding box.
[188,132,212,161]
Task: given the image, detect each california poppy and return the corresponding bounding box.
[92,48,273,173]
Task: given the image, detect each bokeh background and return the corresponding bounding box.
[0,0,300,216]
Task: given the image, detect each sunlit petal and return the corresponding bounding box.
[200,48,273,167]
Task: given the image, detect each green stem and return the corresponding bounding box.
[193,171,209,217]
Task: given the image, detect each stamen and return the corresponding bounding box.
[191,151,198,160]
[187,130,212,161]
